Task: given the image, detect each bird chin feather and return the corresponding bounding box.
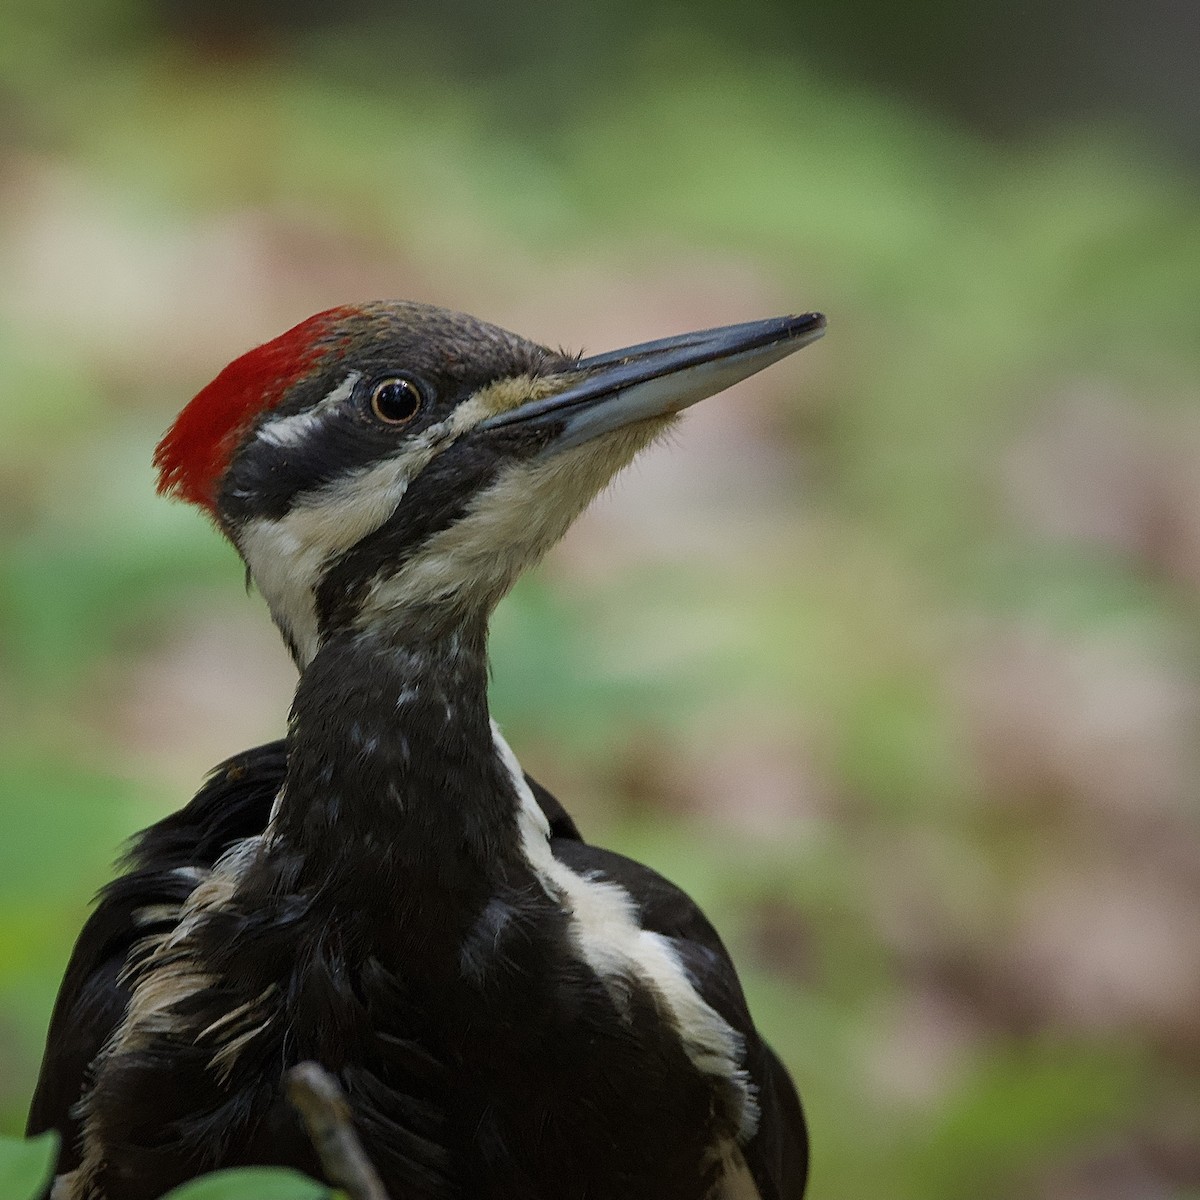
[353,417,672,637]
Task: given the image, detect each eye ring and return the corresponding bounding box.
[369,376,423,425]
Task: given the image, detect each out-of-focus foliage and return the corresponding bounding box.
[0,1131,57,1198]
[157,1166,331,1199]
[1,3,1198,1198]
[0,1131,333,1198]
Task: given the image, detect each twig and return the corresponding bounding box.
[286,1061,392,1200]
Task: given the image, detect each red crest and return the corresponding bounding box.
[154,307,354,513]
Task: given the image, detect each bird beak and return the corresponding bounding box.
[481,312,826,451]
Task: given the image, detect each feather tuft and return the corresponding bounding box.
[154,306,355,512]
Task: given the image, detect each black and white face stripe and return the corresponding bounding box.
[229,377,490,663]
[217,318,579,663]
[218,306,823,668]
[235,388,654,664]
[349,419,657,639]
[253,371,363,450]
[218,307,573,529]
[312,438,508,637]
[222,370,444,528]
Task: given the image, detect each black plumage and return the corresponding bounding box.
[26,740,581,1174]
[29,738,806,1199]
[27,301,823,1200]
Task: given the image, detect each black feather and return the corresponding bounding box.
[28,741,806,1199]
[26,740,580,1175]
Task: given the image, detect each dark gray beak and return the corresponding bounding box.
[481,312,826,451]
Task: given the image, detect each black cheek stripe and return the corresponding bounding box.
[313,445,504,635]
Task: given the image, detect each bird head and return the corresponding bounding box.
[156,301,825,665]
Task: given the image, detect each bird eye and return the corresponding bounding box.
[369,377,423,425]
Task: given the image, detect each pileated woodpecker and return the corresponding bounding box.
[28,301,825,1200]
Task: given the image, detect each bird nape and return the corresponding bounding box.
[28,301,826,1200]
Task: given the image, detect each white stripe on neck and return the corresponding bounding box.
[491,721,760,1143]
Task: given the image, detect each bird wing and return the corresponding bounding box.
[522,771,582,841]
[29,745,803,1196]
[548,838,809,1200]
[26,741,582,1165]
[24,742,289,1162]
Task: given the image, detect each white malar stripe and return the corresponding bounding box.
[492,723,760,1143]
[255,372,361,448]
[357,421,655,628]
[239,392,502,665]
[240,448,433,665]
[244,370,631,661]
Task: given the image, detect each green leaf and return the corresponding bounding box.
[160,1166,330,1200]
[0,1131,59,1200]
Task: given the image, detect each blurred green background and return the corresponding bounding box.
[2,2,1199,1197]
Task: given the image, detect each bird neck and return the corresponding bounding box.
[274,616,529,901]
